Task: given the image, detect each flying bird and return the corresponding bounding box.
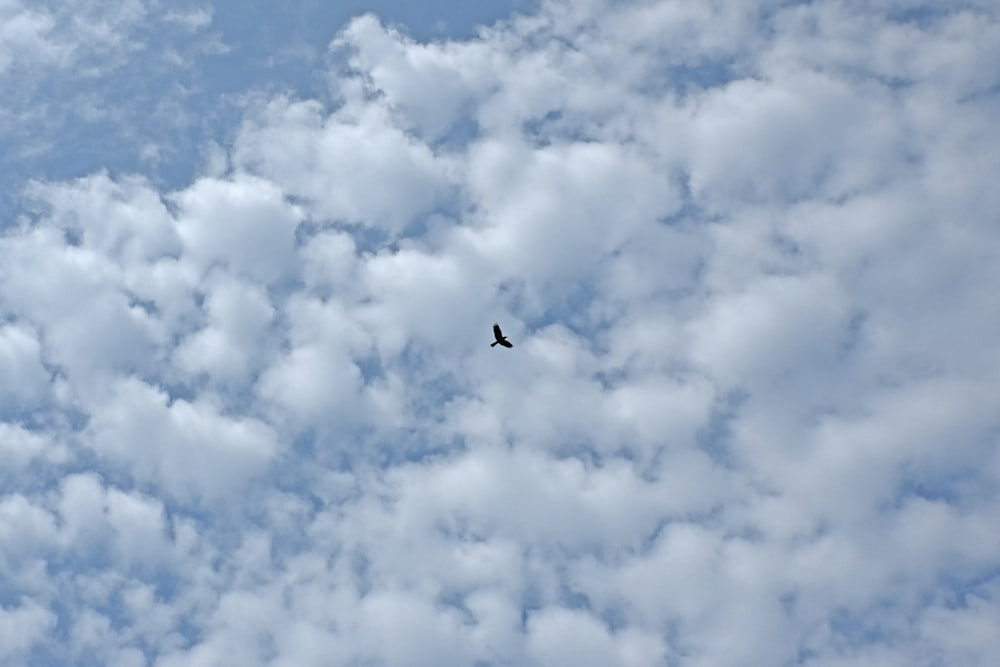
[491,322,513,348]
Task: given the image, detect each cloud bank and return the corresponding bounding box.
[1,1,999,665]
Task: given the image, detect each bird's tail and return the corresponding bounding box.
[490,341,498,347]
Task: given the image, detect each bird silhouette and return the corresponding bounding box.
[491,322,513,348]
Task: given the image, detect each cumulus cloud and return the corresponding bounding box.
[0,0,998,665]
[232,96,452,234]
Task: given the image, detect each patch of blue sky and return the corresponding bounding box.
[829,604,909,650]
[536,280,601,332]
[696,389,746,468]
[662,59,739,95]
[331,0,538,40]
[884,4,968,28]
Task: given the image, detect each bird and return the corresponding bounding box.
[491,322,513,348]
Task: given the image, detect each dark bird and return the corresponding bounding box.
[491,322,513,348]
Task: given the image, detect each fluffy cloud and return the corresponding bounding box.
[0,0,998,665]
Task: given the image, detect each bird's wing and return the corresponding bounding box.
[493,323,503,339]
[500,339,513,348]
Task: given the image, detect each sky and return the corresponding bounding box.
[1,0,999,665]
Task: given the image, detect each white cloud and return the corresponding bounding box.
[0,0,998,665]
[0,322,51,409]
[526,605,666,667]
[0,0,148,77]
[0,598,56,662]
[335,13,498,141]
[232,96,451,234]
[162,7,212,33]
[688,272,850,389]
[0,0,67,73]
[0,422,68,472]
[920,582,1000,666]
[173,174,302,284]
[174,272,276,389]
[0,493,60,561]
[26,173,182,266]
[83,377,278,501]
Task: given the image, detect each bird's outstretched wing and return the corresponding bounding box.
[499,339,513,348]
[493,323,504,341]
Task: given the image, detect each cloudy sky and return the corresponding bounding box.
[2,0,999,665]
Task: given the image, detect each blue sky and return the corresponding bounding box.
[2,1,1000,666]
